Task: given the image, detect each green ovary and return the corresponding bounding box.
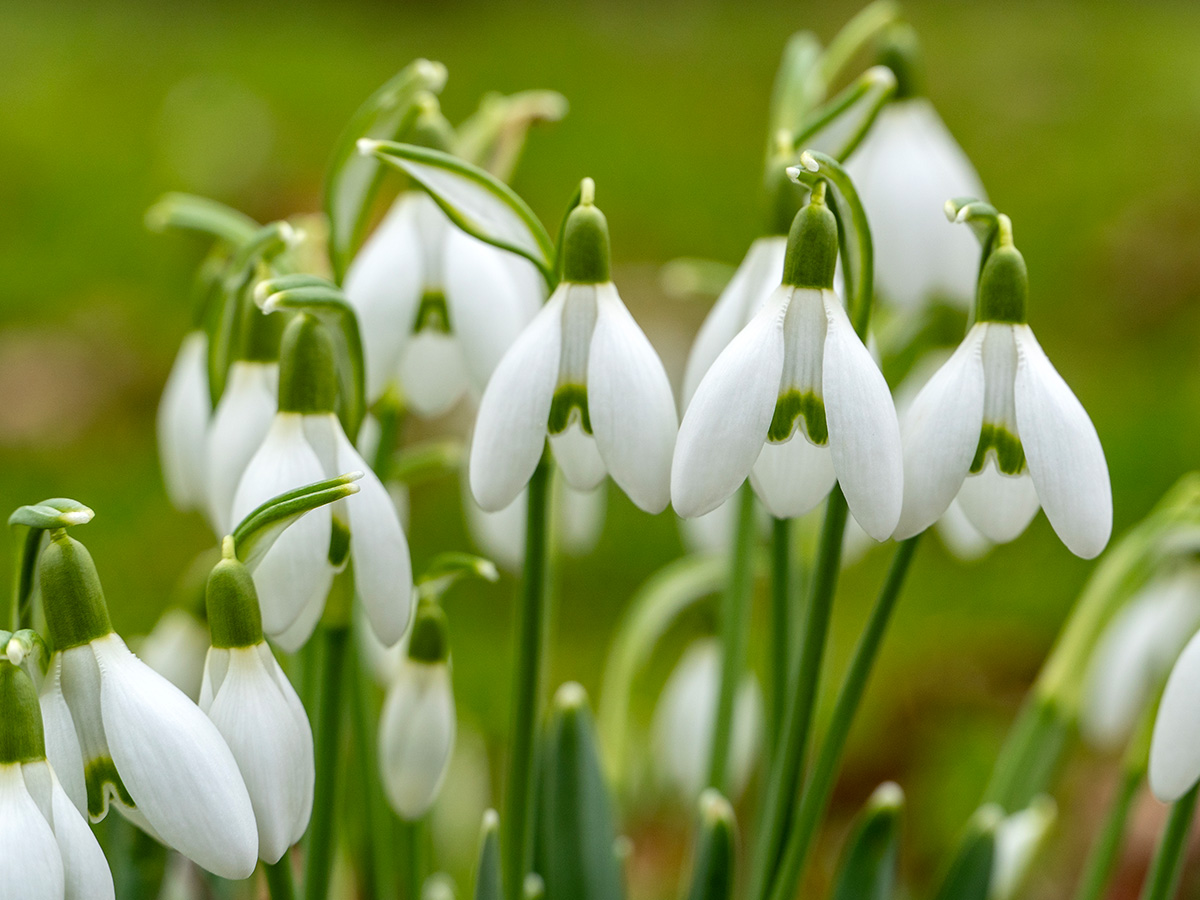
[768,389,828,445]
[549,384,592,435]
[85,756,135,820]
[971,423,1026,475]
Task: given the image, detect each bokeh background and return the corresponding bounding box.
[3,0,1200,897]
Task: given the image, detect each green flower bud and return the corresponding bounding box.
[206,546,264,649]
[0,660,46,763]
[407,599,449,664]
[407,95,456,153]
[39,532,113,651]
[561,178,611,284]
[781,184,839,289]
[877,22,925,101]
[976,216,1028,324]
[278,313,338,414]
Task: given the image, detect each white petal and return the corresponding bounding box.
[1013,326,1112,559]
[559,481,606,557]
[344,193,425,401]
[894,327,986,539]
[203,646,313,863]
[0,764,64,900]
[587,283,678,513]
[935,499,993,561]
[956,463,1041,543]
[41,763,116,900]
[232,414,334,639]
[378,662,456,820]
[39,655,87,816]
[269,586,328,654]
[469,291,564,511]
[206,361,278,534]
[820,292,903,540]
[1151,628,1200,801]
[671,291,787,518]
[398,331,471,417]
[464,484,527,575]
[549,422,607,492]
[750,435,837,519]
[94,634,259,879]
[157,331,211,511]
[337,428,414,647]
[682,237,787,408]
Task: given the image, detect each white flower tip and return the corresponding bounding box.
[415,59,448,88]
[345,470,366,483]
[61,508,95,525]
[698,788,734,824]
[580,177,596,205]
[357,137,384,156]
[944,199,960,222]
[864,65,897,90]
[478,559,500,583]
[869,781,905,812]
[279,222,300,246]
[553,681,588,711]
[481,807,500,832]
[799,151,820,172]
[5,638,24,665]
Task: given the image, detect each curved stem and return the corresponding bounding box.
[1139,784,1199,900]
[502,456,553,900]
[707,485,758,792]
[304,624,350,900]
[767,517,792,756]
[766,535,922,900]
[264,857,297,900]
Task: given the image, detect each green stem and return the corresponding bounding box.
[748,488,849,900]
[350,642,397,900]
[304,624,350,900]
[265,857,297,900]
[765,535,921,900]
[12,527,42,631]
[1139,784,1199,900]
[1073,766,1141,900]
[399,819,425,900]
[502,456,553,900]
[768,517,792,757]
[707,485,758,792]
[982,691,1071,813]
[817,0,901,88]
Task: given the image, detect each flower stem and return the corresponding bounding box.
[1139,783,1199,900]
[707,484,758,792]
[304,623,350,900]
[502,456,553,900]
[264,857,297,900]
[350,641,398,900]
[399,819,425,900]
[1072,764,1141,900]
[765,535,921,900]
[748,488,848,900]
[767,516,792,757]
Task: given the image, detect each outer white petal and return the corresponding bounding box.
[232,414,334,639]
[39,763,116,900]
[671,291,787,518]
[93,634,259,879]
[820,292,903,540]
[894,327,986,539]
[0,764,64,900]
[157,331,211,511]
[750,436,837,519]
[1013,326,1112,559]
[1151,628,1200,801]
[682,237,787,408]
[39,654,87,815]
[587,283,678,513]
[344,193,425,401]
[956,463,1041,543]
[378,662,456,820]
[336,428,413,647]
[397,330,471,417]
[464,484,527,575]
[549,423,607,492]
[206,361,278,534]
[469,291,564,511]
[202,646,313,863]
[270,585,329,654]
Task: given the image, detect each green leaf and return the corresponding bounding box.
[324,59,448,283]
[794,66,896,162]
[230,473,363,569]
[473,810,503,900]
[8,498,94,531]
[830,783,904,900]
[539,683,625,900]
[454,90,569,182]
[932,805,1002,900]
[145,192,260,246]
[768,31,825,141]
[362,141,555,285]
[683,790,737,900]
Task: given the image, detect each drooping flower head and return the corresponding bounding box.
[157,331,212,514]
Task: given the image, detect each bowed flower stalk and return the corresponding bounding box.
[469,179,678,514]
[894,212,1112,558]
[199,542,314,863]
[35,530,259,879]
[672,183,903,539]
[233,313,413,651]
[157,331,211,513]
[0,649,114,900]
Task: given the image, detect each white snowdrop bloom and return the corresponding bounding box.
[158,331,211,513]
[1082,569,1200,751]
[379,602,456,820]
[346,190,543,415]
[672,190,903,539]
[894,217,1111,558]
[205,359,278,535]
[199,555,314,863]
[0,660,114,900]
[137,608,210,702]
[1147,607,1200,800]
[36,533,258,879]
[469,181,678,514]
[232,314,413,651]
[990,797,1056,900]
[651,639,762,804]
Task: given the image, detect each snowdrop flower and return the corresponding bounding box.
[137,608,210,702]
[672,187,903,539]
[469,179,678,514]
[894,216,1112,557]
[199,548,314,862]
[205,358,278,535]
[0,657,114,900]
[1081,568,1200,751]
[651,639,762,804]
[990,796,1056,900]
[379,600,455,819]
[36,532,258,879]
[158,331,211,513]
[845,25,985,311]
[1147,598,1200,800]
[233,313,413,651]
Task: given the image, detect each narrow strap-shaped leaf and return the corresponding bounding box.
[767,31,825,142]
[683,791,737,900]
[417,552,500,601]
[830,783,904,900]
[145,192,260,246]
[230,472,362,569]
[932,805,1002,900]
[473,810,503,900]
[361,141,555,286]
[324,59,448,283]
[793,66,896,163]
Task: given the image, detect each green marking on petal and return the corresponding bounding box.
[413,290,452,334]
[85,756,135,820]
[329,515,352,568]
[548,384,592,435]
[971,423,1026,475]
[768,389,828,445]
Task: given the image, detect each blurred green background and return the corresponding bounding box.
[3,0,1200,896]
